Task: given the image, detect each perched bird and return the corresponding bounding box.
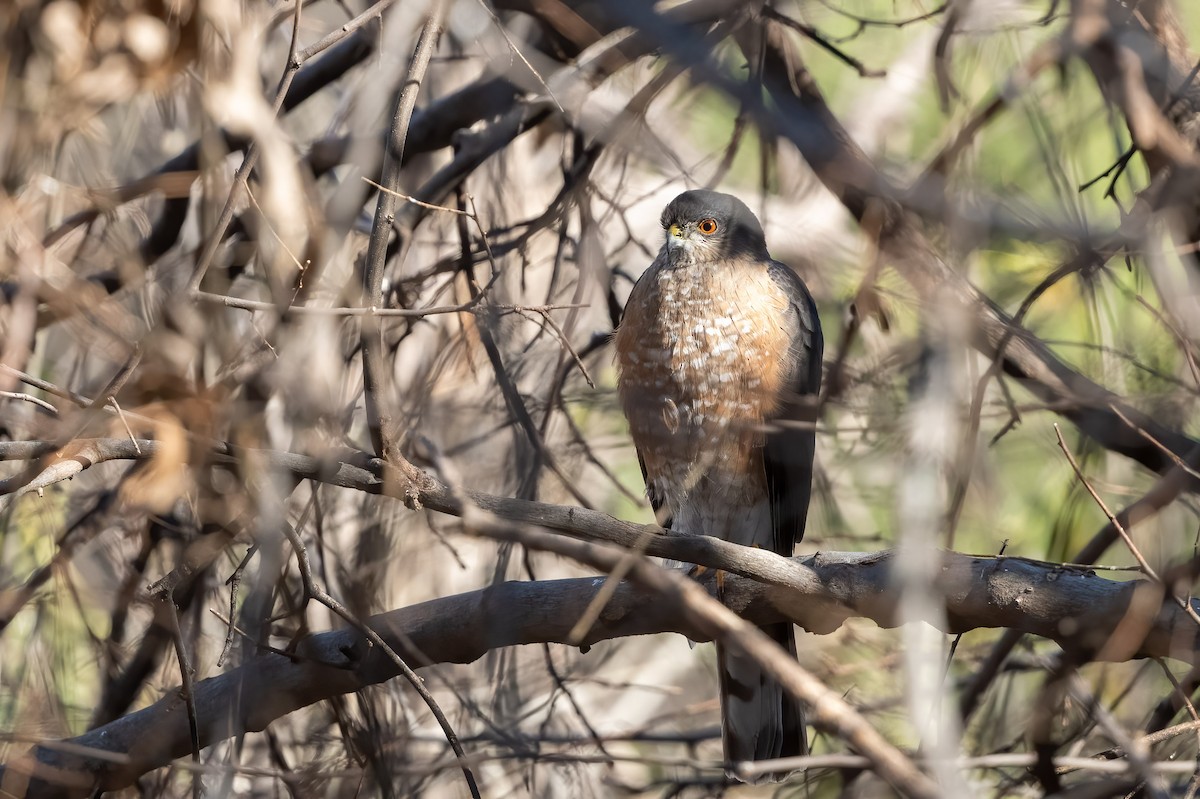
[614,189,823,776]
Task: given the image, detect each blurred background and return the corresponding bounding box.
[4,0,1200,796]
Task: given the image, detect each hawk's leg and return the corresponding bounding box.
[684,564,728,597]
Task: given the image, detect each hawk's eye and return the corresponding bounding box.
[698,218,718,235]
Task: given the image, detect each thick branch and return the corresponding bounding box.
[0,435,1180,605]
[1,550,1196,798]
[0,437,831,591]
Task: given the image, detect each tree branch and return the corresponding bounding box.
[603,3,1200,486]
[2,548,1196,798]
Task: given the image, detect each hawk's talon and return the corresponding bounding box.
[682,563,726,598]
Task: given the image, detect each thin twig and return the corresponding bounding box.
[517,307,596,389]
[1107,405,1200,484]
[1134,295,1200,389]
[279,521,481,799]
[197,290,479,317]
[193,289,586,317]
[217,544,258,668]
[472,0,564,112]
[294,0,398,63]
[1055,424,1160,581]
[185,0,306,294]
[109,398,140,455]
[1055,424,1200,632]
[1066,672,1167,797]
[0,391,58,414]
[763,7,886,78]
[162,595,202,799]
[358,0,444,482]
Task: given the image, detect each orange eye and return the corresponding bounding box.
[697,218,718,235]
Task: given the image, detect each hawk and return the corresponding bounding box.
[615,189,823,774]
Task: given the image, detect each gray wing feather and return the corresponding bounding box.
[763,261,823,556]
[728,260,819,773]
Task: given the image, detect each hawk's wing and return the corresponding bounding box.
[637,450,673,529]
[763,261,823,556]
[619,256,675,530]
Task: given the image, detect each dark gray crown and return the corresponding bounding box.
[660,190,769,260]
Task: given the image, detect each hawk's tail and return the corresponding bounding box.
[717,621,806,782]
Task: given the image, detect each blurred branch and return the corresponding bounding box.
[359,1,445,464]
[921,37,1062,179]
[140,10,380,262]
[11,2,1200,795]
[734,13,1200,486]
[951,0,1200,729]
[4,436,1200,663]
[183,0,306,296]
[1074,0,1200,172]
[3,535,1198,797]
[278,519,481,799]
[958,441,1200,722]
[0,432,1193,643]
[1076,0,1200,251]
[761,7,885,78]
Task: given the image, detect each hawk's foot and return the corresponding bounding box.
[683,564,726,599]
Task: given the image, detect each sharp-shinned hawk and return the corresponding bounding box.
[615,189,823,775]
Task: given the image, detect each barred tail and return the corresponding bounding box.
[718,621,806,782]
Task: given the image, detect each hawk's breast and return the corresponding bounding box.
[615,256,792,514]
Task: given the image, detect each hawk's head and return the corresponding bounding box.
[659,190,770,266]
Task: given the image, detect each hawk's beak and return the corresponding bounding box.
[666,224,685,250]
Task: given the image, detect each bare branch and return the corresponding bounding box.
[3,545,1197,797]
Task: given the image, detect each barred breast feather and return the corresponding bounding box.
[616,248,821,774]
